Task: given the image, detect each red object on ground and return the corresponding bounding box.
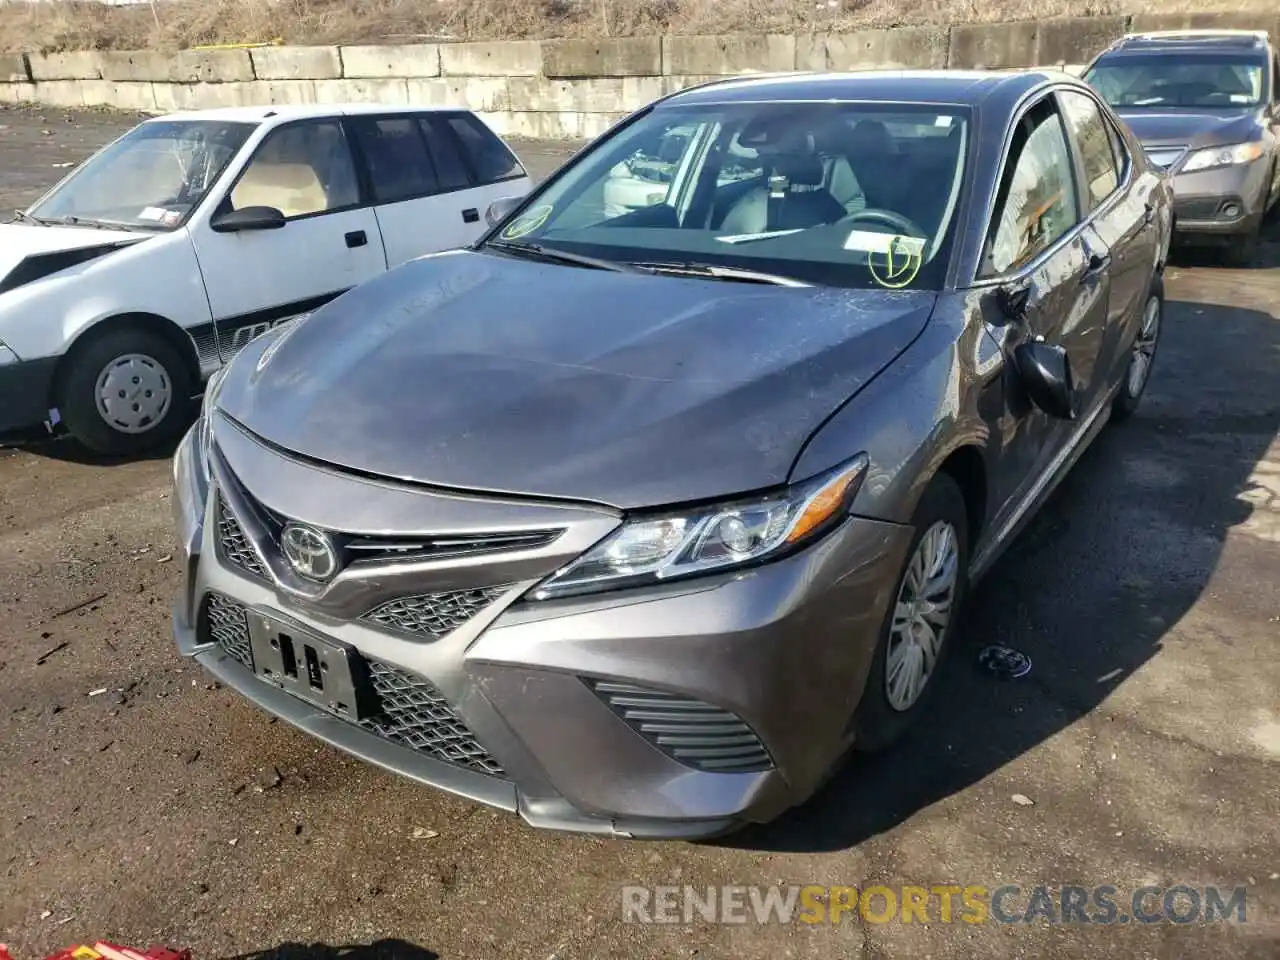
[0,944,190,960]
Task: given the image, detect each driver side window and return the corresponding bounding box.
[983,100,1082,276]
[230,121,360,220]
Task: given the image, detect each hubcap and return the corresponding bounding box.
[886,520,960,712]
[1127,296,1160,399]
[94,353,172,434]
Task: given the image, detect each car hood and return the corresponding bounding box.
[216,250,935,509]
[0,223,145,293]
[1114,108,1262,149]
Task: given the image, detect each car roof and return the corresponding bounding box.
[660,69,1070,110]
[145,103,464,125]
[1098,30,1271,58]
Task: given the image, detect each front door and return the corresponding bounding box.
[189,118,387,360]
[979,94,1114,523]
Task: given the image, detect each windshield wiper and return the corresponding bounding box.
[11,209,49,226]
[631,261,811,287]
[485,239,648,274]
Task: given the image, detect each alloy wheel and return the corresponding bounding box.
[94,352,172,434]
[1126,295,1161,399]
[886,519,960,712]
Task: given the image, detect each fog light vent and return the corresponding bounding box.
[588,680,774,773]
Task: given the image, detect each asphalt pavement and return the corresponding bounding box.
[0,104,1277,960]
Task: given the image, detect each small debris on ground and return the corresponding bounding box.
[35,641,69,665]
[184,749,201,764]
[979,645,1033,679]
[39,909,52,920]
[52,593,108,619]
[1011,794,1035,807]
[157,554,173,563]
[87,688,107,697]
[254,766,283,792]
[411,826,440,840]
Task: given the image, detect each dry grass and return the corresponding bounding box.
[0,0,1264,54]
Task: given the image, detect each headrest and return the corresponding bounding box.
[846,119,894,155]
[773,154,825,187]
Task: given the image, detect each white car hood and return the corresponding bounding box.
[0,223,145,289]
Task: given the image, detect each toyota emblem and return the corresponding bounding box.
[280,523,338,582]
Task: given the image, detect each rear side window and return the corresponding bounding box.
[351,117,439,203]
[1059,91,1120,211]
[448,114,525,184]
[418,116,472,191]
[983,100,1082,276]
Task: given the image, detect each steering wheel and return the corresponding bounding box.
[844,208,926,240]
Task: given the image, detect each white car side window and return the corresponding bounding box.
[231,121,360,219]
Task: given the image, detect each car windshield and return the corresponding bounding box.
[484,102,972,290]
[1085,53,1267,109]
[28,119,256,230]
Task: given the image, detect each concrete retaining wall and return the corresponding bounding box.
[2,12,1278,137]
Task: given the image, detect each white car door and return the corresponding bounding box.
[359,112,532,266]
[189,118,387,358]
[348,114,471,266]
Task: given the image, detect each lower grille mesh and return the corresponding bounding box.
[362,586,511,639]
[359,661,505,776]
[205,592,253,669]
[200,593,503,777]
[590,680,773,773]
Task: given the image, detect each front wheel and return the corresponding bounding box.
[58,328,194,456]
[1111,279,1163,423]
[852,473,969,752]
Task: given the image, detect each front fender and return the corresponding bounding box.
[790,293,1002,527]
[0,230,210,362]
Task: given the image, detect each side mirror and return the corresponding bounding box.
[210,205,287,233]
[997,284,1031,323]
[1014,340,1077,420]
[485,196,524,228]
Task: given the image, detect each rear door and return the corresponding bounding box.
[346,114,469,266]
[978,93,1112,513]
[1059,88,1156,392]
[359,112,532,266]
[190,118,386,358]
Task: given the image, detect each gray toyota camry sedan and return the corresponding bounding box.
[172,70,1172,839]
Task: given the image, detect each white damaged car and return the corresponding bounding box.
[0,104,531,454]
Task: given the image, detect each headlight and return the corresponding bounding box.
[528,454,870,601]
[197,366,229,476]
[1180,141,1264,173]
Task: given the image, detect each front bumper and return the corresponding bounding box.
[0,348,57,436]
[1166,156,1272,238]
[171,418,912,839]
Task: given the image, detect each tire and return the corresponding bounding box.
[58,327,195,456]
[851,472,970,753]
[1111,276,1163,424]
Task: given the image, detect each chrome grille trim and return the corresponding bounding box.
[590,681,774,773]
[1143,145,1187,171]
[204,592,253,670]
[362,585,512,639]
[360,661,505,776]
[216,493,267,580]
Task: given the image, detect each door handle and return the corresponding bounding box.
[1083,251,1111,277]
[461,208,480,224]
[345,230,367,248]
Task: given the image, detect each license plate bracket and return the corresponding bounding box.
[246,611,374,721]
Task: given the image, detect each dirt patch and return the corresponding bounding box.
[0,0,1268,53]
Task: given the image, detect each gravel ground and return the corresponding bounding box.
[0,104,1277,960]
